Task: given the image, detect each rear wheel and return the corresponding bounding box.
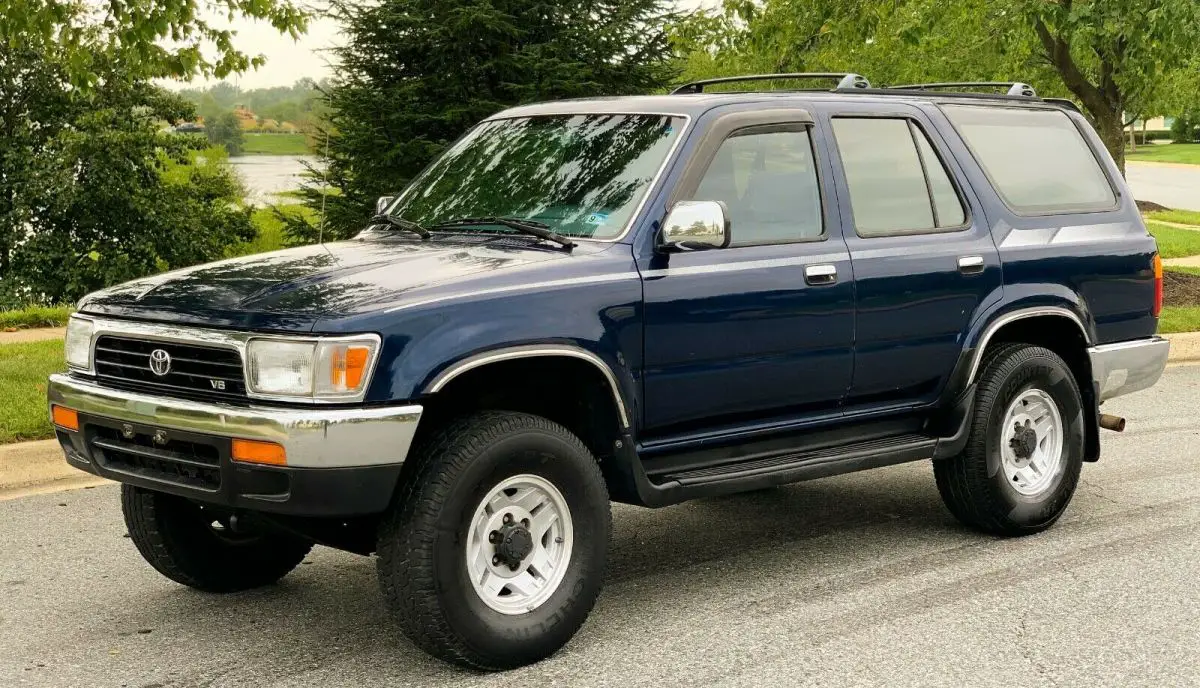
[121,485,312,592]
[935,344,1085,536]
[376,411,611,670]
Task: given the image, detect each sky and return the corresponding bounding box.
[174,0,715,91]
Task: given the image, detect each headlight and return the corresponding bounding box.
[246,335,380,400]
[64,316,94,370]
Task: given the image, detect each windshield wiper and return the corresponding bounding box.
[429,216,575,249]
[367,213,431,239]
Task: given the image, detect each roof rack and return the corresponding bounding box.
[671,72,871,95]
[884,82,1038,98]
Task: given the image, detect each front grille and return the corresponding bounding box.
[90,425,222,490]
[93,336,247,400]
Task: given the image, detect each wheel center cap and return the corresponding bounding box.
[496,524,534,567]
[1010,426,1039,460]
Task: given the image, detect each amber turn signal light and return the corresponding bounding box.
[51,405,79,431]
[231,439,287,466]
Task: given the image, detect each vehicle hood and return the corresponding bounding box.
[78,235,579,330]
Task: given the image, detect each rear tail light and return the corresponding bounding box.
[1153,253,1163,318]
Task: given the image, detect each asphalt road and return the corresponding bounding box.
[3,366,1198,688]
[1127,161,1200,211]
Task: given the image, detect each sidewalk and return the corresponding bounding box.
[0,327,65,345]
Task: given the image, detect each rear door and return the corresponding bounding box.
[638,107,854,436]
[820,101,1002,410]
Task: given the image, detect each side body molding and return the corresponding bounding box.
[423,345,632,428]
[965,306,1091,385]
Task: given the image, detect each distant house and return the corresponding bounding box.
[233,106,259,130]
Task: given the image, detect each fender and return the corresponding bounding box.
[424,344,632,429]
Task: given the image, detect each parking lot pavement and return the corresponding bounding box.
[1127,161,1200,211]
[2,366,1198,688]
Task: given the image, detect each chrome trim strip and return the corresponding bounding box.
[388,111,694,245]
[48,374,422,469]
[68,315,381,405]
[641,253,847,278]
[967,307,1090,384]
[425,345,631,428]
[382,272,641,314]
[1088,337,1170,402]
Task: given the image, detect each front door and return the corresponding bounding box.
[639,109,854,437]
[821,102,1002,410]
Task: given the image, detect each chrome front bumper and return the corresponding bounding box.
[1088,337,1171,402]
[47,374,422,468]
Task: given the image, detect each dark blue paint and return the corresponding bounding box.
[79,91,1160,456]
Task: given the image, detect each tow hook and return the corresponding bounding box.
[1099,414,1126,432]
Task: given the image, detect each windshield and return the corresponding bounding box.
[386,114,684,240]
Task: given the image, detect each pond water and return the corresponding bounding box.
[228,155,319,205]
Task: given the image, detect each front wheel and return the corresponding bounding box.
[935,344,1085,536]
[121,485,312,592]
[376,412,611,670]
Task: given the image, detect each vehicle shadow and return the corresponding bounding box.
[90,463,965,684]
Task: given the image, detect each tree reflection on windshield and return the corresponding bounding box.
[391,114,683,239]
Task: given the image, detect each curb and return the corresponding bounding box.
[0,333,1197,499]
[0,439,108,500]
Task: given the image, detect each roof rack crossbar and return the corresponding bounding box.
[884,82,1038,98]
[671,72,871,95]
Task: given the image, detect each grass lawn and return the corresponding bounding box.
[241,133,309,155]
[0,304,72,330]
[0,340,64,443]
[1146,208,1200,226]
[1147,221,1200,259]
[229,203,317,256]
[1127,143,1200,165]
[1159,306,1200,334]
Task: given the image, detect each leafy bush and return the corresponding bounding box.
[206,111,246,155]
[0,49,255,305]
[0,304,73,329]
[1170,114,1198,143]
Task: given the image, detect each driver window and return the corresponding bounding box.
[692,125,824,245]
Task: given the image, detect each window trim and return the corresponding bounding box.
[667,108,828,248]
[938,103,1122,218]
[829,113,972,239]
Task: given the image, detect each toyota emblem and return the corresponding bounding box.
[148,349,172,376]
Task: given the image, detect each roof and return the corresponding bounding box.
[490,90,1073,120]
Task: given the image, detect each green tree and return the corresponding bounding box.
[0,0,307,86]
[0,50,255,305]
[205,111,246,155]
[286,0,678,244]
[671,0,1200,173]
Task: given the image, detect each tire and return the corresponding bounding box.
[121,485,312,592]
[934,343,1085,536]
[376,411,611,670]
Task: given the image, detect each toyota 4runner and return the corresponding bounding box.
[48,74,1170,670]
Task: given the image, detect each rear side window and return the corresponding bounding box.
[832,118,966,236]
[943,105,1116,214]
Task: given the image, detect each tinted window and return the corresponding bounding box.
[943,105,1116,214]
[832,118,966,236]
[692,126,823,244]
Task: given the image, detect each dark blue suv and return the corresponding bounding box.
[48,74,1169,669]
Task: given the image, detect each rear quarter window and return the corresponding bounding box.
[942,105,1117,215]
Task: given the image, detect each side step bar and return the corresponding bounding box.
[639,433,938,506]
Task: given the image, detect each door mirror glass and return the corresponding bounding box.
[375,195,395,215]
[660,200,731,251]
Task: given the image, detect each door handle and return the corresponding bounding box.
[805,264,838,286]
[958,255,985,274]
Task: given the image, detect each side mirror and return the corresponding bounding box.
[375,195,395,215]
[659,200,731,251]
